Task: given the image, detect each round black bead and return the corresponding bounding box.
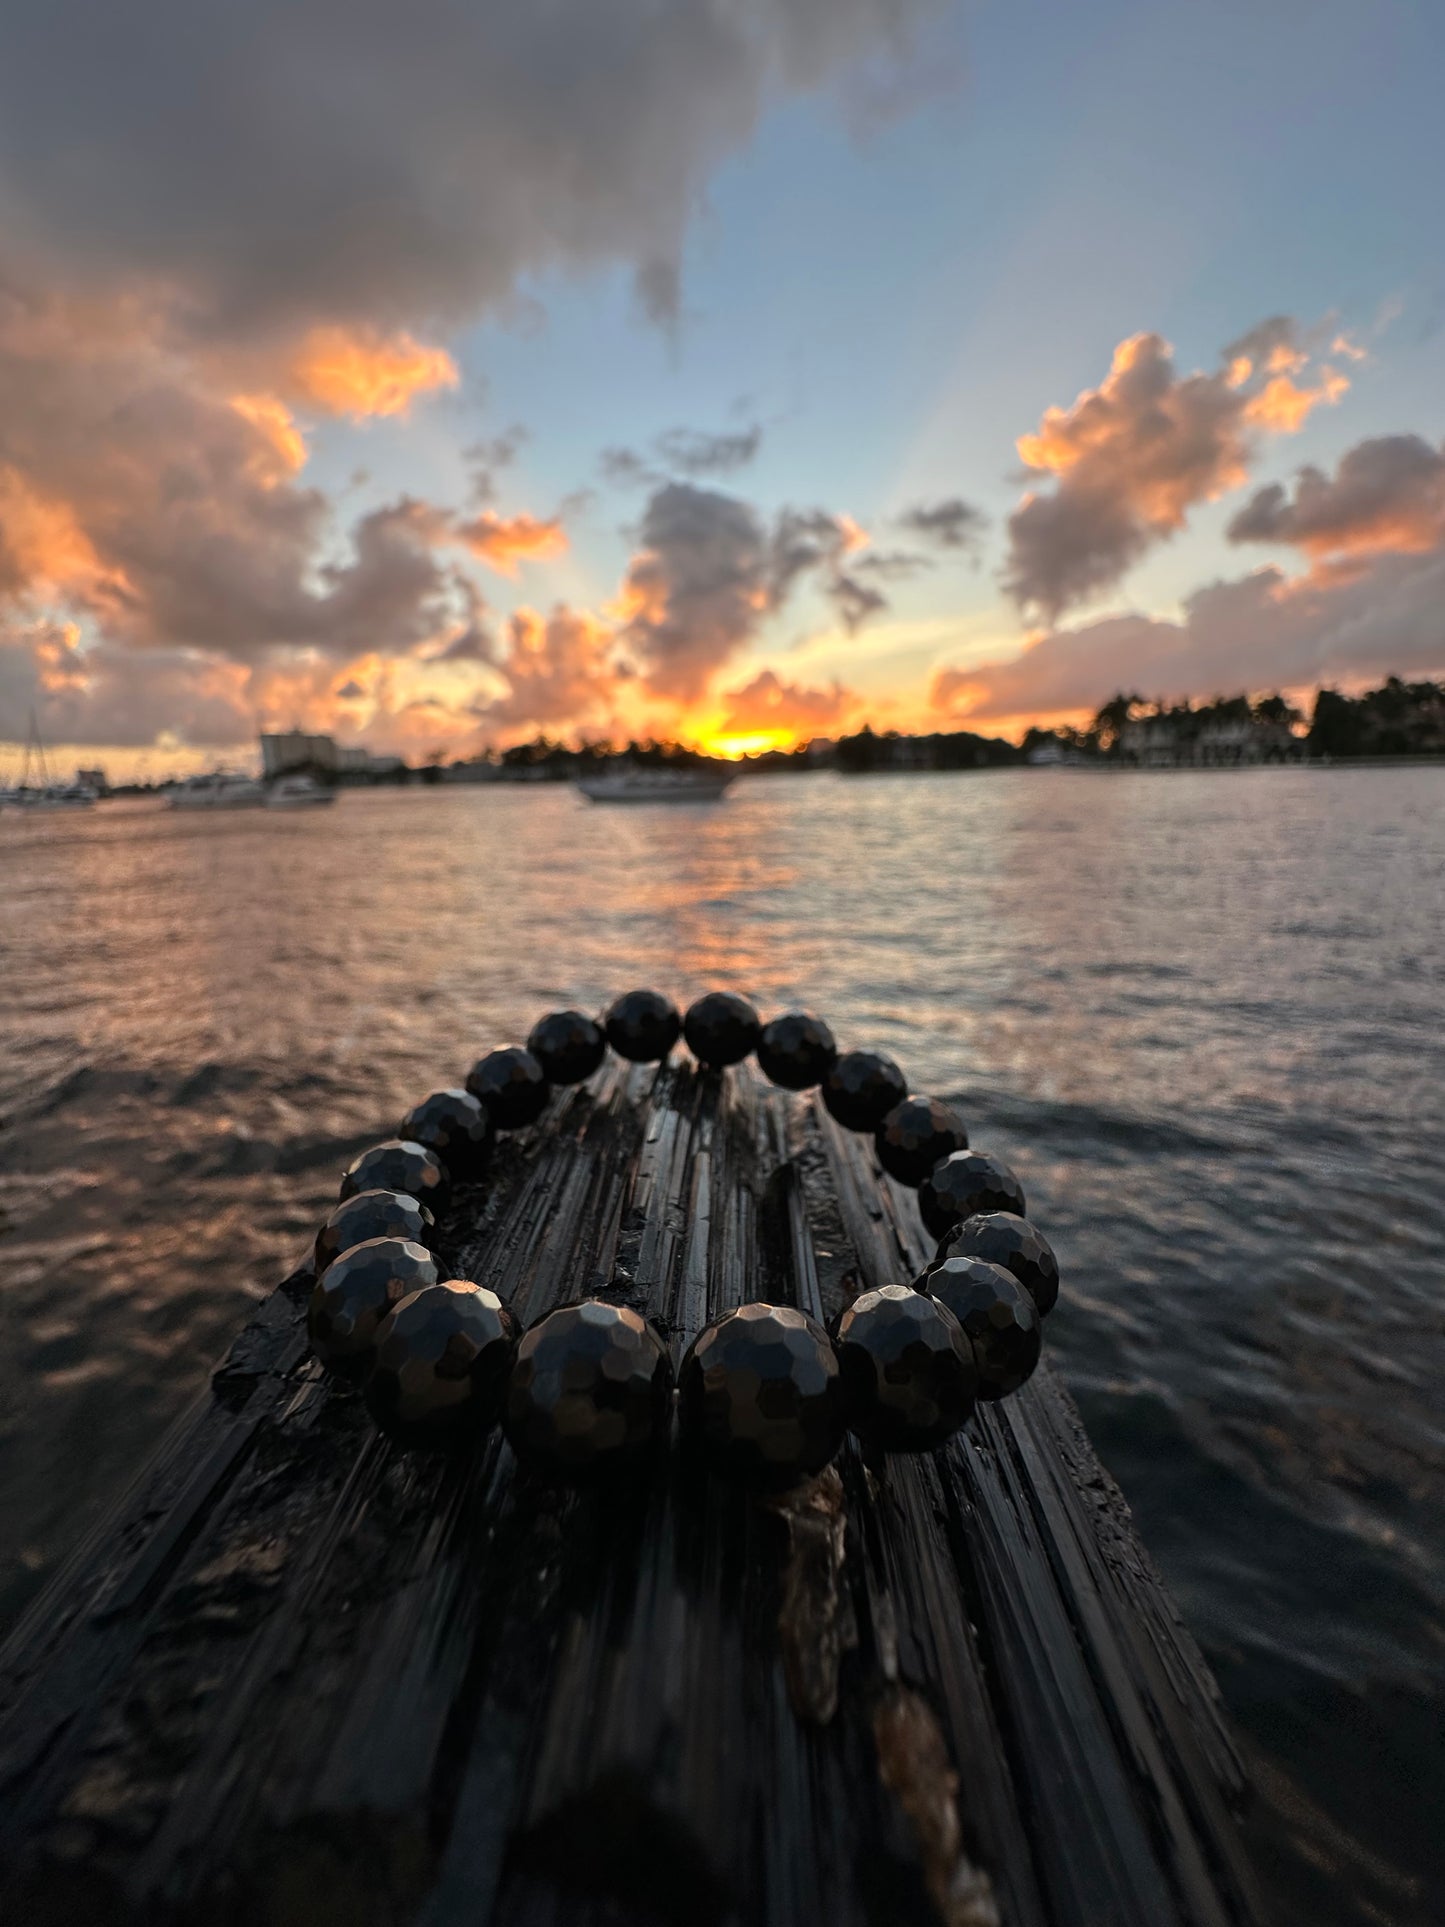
[315,1188,435,1277]
[365,1281,517,1450]
[756,1011,838,1090]
[400,1088,492,1180]
[527,1009,607,1085]
[683,991,762,1068]
[874,1095,969,1187]
[936,1212,1060,1317]
[604,988,681,1063]
[918,1150,1027,1241]
[835,1284,977,1451]
[928,1257,1041,1399]
[822,1049,908,1133]
[340,1139,448,1210]
[678,1303,846,1485]
[504,1300,673,1477]
[308,1236,439,1371]
[466,1047,550,1129]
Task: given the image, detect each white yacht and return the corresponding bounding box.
[265,773,336,808]
[577,765,735,804]
[168,771,266,810]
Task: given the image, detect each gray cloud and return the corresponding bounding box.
[654,425,763,476]
[897,496,985,550]
[602,423,763,491]
[622,483,773,699]
[618,484,884,700]
[852,549,932,579]
[465,427,528,505]
[828,571,888,632]
[1227,435,1445,556]
[0,0,941,339]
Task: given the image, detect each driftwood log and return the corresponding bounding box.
[0,1059,1265,1926]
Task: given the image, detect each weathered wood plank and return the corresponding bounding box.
[0,1063,1264,1926]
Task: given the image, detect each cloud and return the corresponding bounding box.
[716,667,856,737]
[601,423,763,490]
[620,483,773,699]
[0,619,255,748]
[897,496,986,551]
[453,509,568,576]
[935,546,1445,723]
[654,425,763,476]
[466,427,528,504]
[828,571,889,632]
[852,549,932,580]
[0,0,941,338]
[1004,325,1349,619]
[470,606,621,733]
[1228,435,1445,558]
[0,282,472,668]
[287,327,458,419]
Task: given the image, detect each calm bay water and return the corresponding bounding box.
[1,768,1442,1923]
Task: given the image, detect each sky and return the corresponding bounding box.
[1,0,1443,779]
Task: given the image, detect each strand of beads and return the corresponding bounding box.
[305,990,1061,1482]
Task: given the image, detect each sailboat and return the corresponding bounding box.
[0,713,97,811]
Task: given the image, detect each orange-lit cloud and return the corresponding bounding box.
[455,509,568,575]
[1005,319,1349,618]
[704,666,858,753]
[1242,367,1348,434]
[288,327,459,419]
[229,394,309,477]
[0,466,110,598]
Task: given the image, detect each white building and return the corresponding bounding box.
[260,733,404,779]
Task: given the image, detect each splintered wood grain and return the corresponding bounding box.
[0,1063,1263,1927]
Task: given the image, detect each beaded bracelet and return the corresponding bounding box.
[306,989,1060,1485]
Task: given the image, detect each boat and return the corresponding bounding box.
[1,712,98,811]
[264,773,336,809]
[167,771,266,810]
[577,764,735,804]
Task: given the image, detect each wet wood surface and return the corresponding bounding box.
[0,1059,1265,1925]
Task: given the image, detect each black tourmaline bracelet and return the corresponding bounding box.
[306,989,1060,1484]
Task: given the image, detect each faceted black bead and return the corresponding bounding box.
[340,1139,449,1211]
[917,1150,1027,1242]
[874,1095,969,1187]
[308,1236,438,1371]
[936,1212,1060,1317]
[365,1280,517,1450]
[928,1257,1041,1399]
[683,991,762,1068]
[756,1011,838,1090]
[822,1049,908,1133]
[504,1300,673,1477]
[604,988,682,1063]
[400,1088,492,1181]
[315,1188,435,1277]
[678,1303,846,1486]
[466,1047,550,1129]
[835,1283,977,1451]
[527,1009,607,1085]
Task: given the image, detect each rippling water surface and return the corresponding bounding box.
[2,768,1442,1923]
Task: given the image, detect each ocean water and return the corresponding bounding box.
[1,768,1441,1923]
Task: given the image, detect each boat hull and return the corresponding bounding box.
[577,773,734,803]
